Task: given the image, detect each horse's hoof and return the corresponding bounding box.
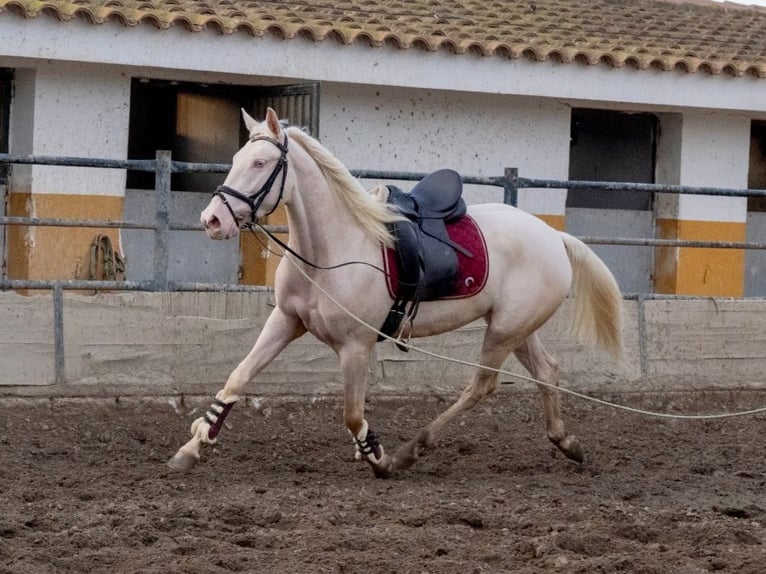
[392,441,419,472]
[557,435,584,464]
[167,451,199,473]
[371,455,395,479]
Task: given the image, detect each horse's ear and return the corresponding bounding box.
[241,108,258,133]
[265,107,282,136]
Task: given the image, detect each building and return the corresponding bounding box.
[1,0,766,295]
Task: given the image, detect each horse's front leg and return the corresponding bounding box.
[340,344,394,478]
[168,307,306,472]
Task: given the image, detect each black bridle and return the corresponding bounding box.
[213,134,289,227]
[212,131,409,286]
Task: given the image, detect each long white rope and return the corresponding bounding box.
[281,250,766,421]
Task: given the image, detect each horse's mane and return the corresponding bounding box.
[285,127,402,247]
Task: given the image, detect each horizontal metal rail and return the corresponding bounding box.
[0,153,232,174]
[580,237,766,250]
[351,168,505,187]
[0,153,158,171]
[0,216,287,233]
[169,282,273,292]
[514,176,766,198]
[0,279,273,292]
[0,279,152,291]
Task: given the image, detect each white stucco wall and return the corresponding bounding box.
[655,112,750,222]
[319,83,570,209]
[10,61,130,197]
[676,112,750,222]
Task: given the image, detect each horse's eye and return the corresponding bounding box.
[254,159,266,168]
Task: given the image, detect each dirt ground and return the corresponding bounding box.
[0,389,764,574]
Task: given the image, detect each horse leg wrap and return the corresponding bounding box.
[352,420,384,465]
[204,393,239,442]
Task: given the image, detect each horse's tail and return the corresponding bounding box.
[560,232,624,359]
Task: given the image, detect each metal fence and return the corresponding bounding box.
[3,152,766,385]
[2,151,766,295]
[508,171,766,251]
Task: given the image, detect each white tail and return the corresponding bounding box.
[560,232,624,359]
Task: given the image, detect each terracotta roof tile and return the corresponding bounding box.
[2,0,766,78]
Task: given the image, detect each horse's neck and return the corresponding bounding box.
[284,163,375,268]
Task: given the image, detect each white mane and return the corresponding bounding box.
[285,127,403,247]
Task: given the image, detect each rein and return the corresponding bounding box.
[213,134,289,226]
[248,223,408,280]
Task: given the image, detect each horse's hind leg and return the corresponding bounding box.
[514,333,583,463]
[391,327,518,472]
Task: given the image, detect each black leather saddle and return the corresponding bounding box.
[379,169,473,348]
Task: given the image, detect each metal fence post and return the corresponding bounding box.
[504,167,518,206]
[154,150,171,291]
[53,283,65,385]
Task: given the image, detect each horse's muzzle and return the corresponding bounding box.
[201,205,239,240]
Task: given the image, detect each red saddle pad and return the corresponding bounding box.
[382,215,489,300]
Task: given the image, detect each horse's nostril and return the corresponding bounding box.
[206,215,221,231]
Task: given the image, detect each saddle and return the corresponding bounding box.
[378,169,473,348]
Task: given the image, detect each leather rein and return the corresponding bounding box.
[213,134,289,226]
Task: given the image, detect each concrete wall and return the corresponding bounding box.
[121,188,240,284]
[1,291,764,398]
[565,209,654,294]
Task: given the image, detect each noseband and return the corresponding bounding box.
[213,134,289,227]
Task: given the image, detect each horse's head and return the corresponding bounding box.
[201,107,289,239]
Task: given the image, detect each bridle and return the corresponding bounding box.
[211,130,405,283]
[213,134,289,227]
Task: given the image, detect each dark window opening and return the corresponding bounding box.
[1,68,12,280]
[127,79,319,190]
[748,121,766,212]
[0,69,12,183]
[567,108,657,210]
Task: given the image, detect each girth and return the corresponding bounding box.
[378,169,473,349]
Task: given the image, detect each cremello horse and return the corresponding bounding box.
[168,108,623,478]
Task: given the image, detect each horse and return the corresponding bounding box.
[168,107,623,478]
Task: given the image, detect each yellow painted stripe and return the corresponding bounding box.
[655,219,745,296]
[7,193,123,284]
[239,205,287,286]
[534,214,566,231]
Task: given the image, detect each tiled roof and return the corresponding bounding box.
[2,0,766,78]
